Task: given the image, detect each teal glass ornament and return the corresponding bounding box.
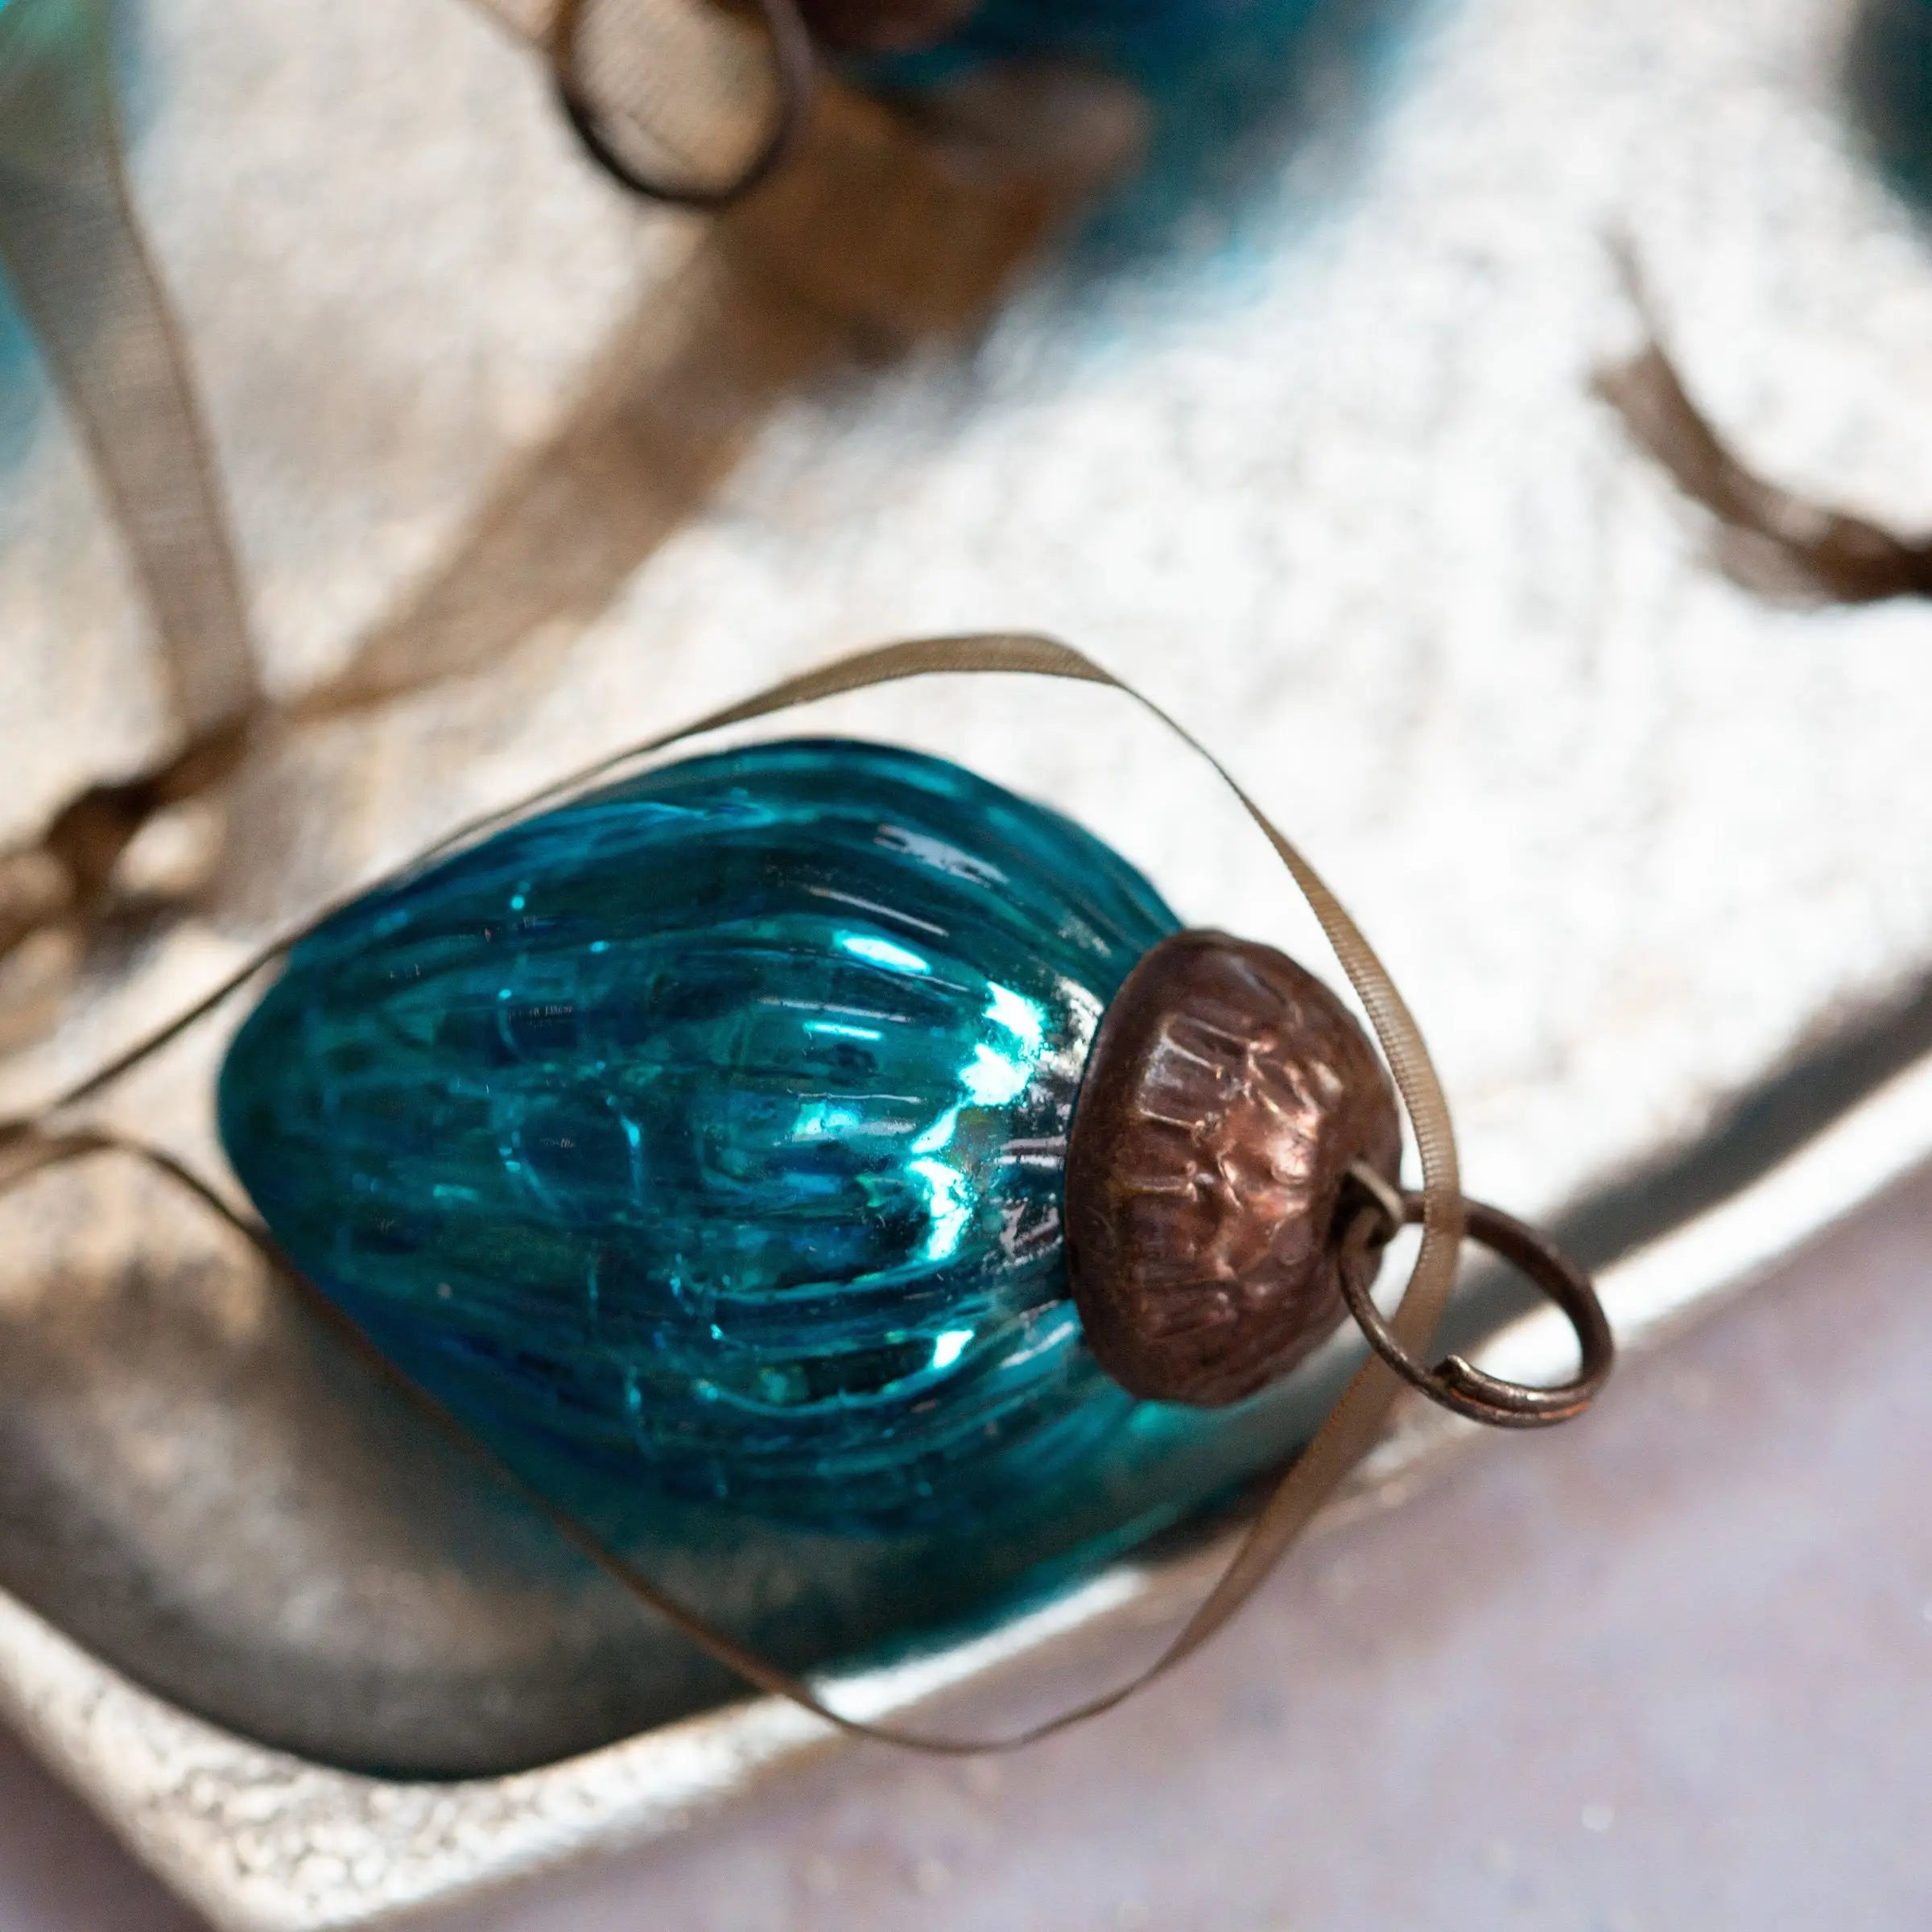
[220,738,1179,1533]
[839,0,1394,270]
[216,734,1422,1734]
[1852,0,1932,213]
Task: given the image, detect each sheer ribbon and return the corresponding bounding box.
[3,630,1473,1752]
[0,4,1602,1750]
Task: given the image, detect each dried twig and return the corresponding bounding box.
[1595,241,1932,605]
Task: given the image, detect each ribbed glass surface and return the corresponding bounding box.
[221,738,1179,1531]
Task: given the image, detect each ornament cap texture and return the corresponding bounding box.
[1065,928,1401,1407]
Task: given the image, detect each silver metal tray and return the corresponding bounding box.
[6,1033,1931,1930]
[4,0,1931,1921]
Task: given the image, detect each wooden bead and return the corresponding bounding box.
[1065,929,1400,1407]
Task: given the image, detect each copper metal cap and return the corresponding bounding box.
[1064,929,1401,1408]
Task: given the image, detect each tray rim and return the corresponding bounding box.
[3,1030,1930,1931]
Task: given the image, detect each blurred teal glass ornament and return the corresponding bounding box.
[1852,0,1932,216]
[852,0,1419,270]
[221,738,1182,1534]
[217,733,1430,1732]
[873,0,1315,78]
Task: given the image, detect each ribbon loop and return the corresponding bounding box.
[0,634,1592,1754]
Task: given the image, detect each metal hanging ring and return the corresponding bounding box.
[1337,1163,1614,1429]
[551,0,818,209]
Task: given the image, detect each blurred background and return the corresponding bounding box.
[1,0,1930,1923]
